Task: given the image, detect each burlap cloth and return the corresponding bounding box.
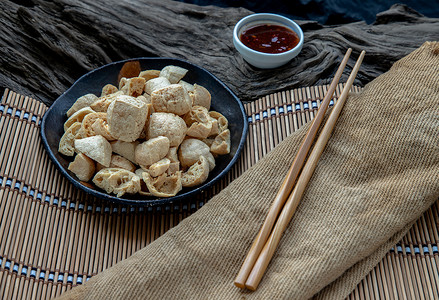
[58,42,439,299]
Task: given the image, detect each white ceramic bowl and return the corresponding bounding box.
[233,13,304,69]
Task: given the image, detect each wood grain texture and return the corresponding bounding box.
[1,0,439,106]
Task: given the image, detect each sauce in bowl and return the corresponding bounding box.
[240,24,300,54]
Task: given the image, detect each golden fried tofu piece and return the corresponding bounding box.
[59,122,82,156]
[107,95,149,142]
[147,158,171,177]
[151,84,192,116]
[135,136,170,166]
[186,122,212,139]
[101,84,118,96]
[74,135,112,167]
[210,129,231,155]
[64,106,95,131]
[160,65,188,84]
[148,113,187,147]
[182,106,210,126]
[181,156,209,187]
[184,106,213,139]
[143,172,182,198]
[93,168,141,197]
[81,112,107,137]
[139,70,160,81]
[119,77,128,90]
[90,117,115,141]
[178,138,215,171]
[167,162,180,175]
[166,147,179,163]
[121,77,146,97]
[90,91,124,112]
[144,77,171,95]
[178,80,195,93]
[109,155,136,172]
[111,140,139,163]
[209,111,228,132]
[208,117,220,136]
[66,94,98,118]
[135,168,152,196]
[68,153,96,182]
[189,84,211,110]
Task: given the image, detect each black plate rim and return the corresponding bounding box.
[40,57,248,207]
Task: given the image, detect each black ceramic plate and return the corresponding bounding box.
[41,58,248,206]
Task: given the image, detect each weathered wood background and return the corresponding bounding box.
[1,0,439,105]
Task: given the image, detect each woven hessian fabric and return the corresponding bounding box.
[58,42,439,299]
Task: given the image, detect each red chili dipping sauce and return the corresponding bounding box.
[240,24,299,54]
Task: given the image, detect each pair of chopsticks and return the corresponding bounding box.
[234,48,366,291]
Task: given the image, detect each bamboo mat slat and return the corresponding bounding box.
[0,87,437,299]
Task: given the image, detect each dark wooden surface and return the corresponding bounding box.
[1,0,439,106]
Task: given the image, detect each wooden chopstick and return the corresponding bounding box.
[244,50,366,290]
[234,48,353,289]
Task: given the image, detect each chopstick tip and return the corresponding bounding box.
[234,281,246,289]
[245,283,258,291]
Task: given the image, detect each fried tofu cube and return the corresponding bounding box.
[66,94,98,117]
[166,147,179,163]
[147,158,171,177]
[64,106,95,131]
[135,168,152,196]
[119,77,128,90]
[148,113,187,147]
[107,95,149,142]
[189,84,211,110]
[90,91,123,112]
[179,138,215,171]
[167,162,180,175]
[111,140,139,163]
[135,136,170,166]
[101,84,119,96]
[90,116,115,141]
[143,172,182,197]
[209,111,228,132]
[109,155,136,172]
[151,84,192,115]
[81,112,108,138]
[74,135,112,167]
[208,117,220,136]
[183,106,210,126]
[93,168,141,197]
[121,77,146,97]
[181,156,209,187]
[178,80,195,93]
[144,77,171,95]
[59,122,82,156]
[68,153,96,182]
[184,106,212,139]
[139,70,160,81]
[160,65,188,84]
[186,122,212,139]
[210,129,231,155]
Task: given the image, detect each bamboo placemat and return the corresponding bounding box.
[0,87,437,299]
